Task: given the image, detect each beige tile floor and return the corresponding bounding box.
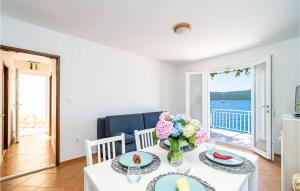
[1,157,85,191]
[1,134,55,177]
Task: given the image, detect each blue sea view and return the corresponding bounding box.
[210,100,251,111]
[210,100,251,133]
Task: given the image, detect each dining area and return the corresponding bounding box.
[84,112,258,191]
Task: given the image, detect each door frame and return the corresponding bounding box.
[3,65,9,150]
[206,65,252,148]
[185,56,273,159]
[49,75,52,137]
[0,45,61,166]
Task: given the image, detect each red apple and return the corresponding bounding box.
[133,154,141,164]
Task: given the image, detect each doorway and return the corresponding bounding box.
[186,56,273,160]
[0,45,60,180]
[19,74,48,136]
[209,67,252,147]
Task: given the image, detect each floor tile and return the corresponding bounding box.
[1,134,55,178]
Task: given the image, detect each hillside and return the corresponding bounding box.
[210,90,251,100]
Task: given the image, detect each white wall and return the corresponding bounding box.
[1,16,177,161]
[2,16,298,160]
[176,38,300,154]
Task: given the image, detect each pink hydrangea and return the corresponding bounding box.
[155,120,173,139]
[195,130,207,145]
[159,112,171,121]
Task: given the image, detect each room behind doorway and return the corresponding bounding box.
[0,48,59,179]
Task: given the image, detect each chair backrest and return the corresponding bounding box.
[85,133,125,166]
[134,128,156,150]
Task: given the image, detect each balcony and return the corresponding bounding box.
[210,109,252,147]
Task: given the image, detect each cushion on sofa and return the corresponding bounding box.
[105,114,144,137]
[143,111,163,129]
[111,132,135,144]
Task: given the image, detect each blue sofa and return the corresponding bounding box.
[97,111,162,154]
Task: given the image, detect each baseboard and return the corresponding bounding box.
[274,153,281,162]
[60,154,86,164]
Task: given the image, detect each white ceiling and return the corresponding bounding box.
[1,0,299,64]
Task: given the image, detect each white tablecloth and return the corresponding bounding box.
[84,145,258,191]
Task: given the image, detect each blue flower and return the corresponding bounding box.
[177,114,187,121]
[172,114,189,124]
[171,116,179,124]
[171,122,184,137]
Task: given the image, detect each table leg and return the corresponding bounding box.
[248,162,258,191]
[84,172,91,191]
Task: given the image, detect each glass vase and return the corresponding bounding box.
[167,138,183,167]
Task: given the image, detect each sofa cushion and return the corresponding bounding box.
[111,132,135,144]
[143,111,163,129]
[105,114,144,137]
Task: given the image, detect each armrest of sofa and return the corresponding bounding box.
[143,111,163,129]
[97,118,106,139]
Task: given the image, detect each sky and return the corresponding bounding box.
[210,71,251,92]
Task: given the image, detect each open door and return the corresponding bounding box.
[186,72,210,133]
[251,56,272,160]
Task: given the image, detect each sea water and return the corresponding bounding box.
[210,100,251,133]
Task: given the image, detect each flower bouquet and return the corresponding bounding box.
[153,112,207,166]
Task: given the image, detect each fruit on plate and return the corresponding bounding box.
[176,177,190,191]
[213,152,234,160]
[133,154,141,164]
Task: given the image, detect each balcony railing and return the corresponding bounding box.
[210,109,252,134]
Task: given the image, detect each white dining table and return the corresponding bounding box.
[84,145,258,191]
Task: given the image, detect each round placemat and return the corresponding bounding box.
[146,172,216,191]
[111,152,161,175]
[199,151,255,174]
[159,141,194,152]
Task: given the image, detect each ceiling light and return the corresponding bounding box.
[173,23,191,35]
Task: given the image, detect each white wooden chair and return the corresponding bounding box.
[85,133,125,166]
[134,128,156,150]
